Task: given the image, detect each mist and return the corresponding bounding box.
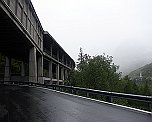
[31,0,152,75]
[113,40,152,75]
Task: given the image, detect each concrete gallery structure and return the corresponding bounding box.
[0,0,75,84]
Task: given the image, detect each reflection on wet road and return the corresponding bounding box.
[0,85,151,122]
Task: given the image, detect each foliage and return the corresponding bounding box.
[69,48,121,91]
[68,48,152,111]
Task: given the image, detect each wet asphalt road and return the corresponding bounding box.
[0,85,152,122]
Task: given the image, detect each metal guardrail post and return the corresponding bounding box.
[71,89,74,94]
[87,93,89,97]
[75,90,78,95]
[73,90,77,95]
[106,96,113,103]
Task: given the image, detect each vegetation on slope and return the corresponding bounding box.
[128,63,152,82]
[68,48,152,111]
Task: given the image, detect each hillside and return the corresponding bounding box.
[128,63,152,80]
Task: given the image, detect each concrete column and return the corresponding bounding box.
[49,61,52,84]
[21,62,25,77]
[29,47,37,83]
[38,55,43,84]
[4,56,11,81]
[57,64,59,85]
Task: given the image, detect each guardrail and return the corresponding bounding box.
[0,80,152,111]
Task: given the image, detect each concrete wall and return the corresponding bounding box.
[2,0,43,50]
[0,0,75,84]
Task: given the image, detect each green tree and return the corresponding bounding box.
[69,48,121,91]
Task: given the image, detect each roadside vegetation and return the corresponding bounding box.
[68,48,152,111]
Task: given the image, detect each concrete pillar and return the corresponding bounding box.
[29,47,37,83]
[4,56,11,81]
[38,55,43,84]
[49,61,52,84]
[21,62,25,77]
[57,64,59,85]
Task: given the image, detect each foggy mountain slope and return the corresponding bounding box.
[113,40,152,76]
[128,63,152,79]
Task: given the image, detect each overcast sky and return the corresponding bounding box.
[31,0,152,75]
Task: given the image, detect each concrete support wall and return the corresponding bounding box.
[29,47,37,83]
[38,55,43,84]
[4,56,11,81]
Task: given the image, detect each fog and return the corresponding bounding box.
[31,0,152,75]
[113,40,152,75]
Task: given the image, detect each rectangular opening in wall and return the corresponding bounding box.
[59,51,63,63]
[11,59,21,76]
[52,47,57,60]
[52,63,57,79]
[64,56,66,65]
[59,66,62,80]
[43,59,49,77]
[64,69,66,80]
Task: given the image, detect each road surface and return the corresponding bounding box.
[0,85,151,122]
